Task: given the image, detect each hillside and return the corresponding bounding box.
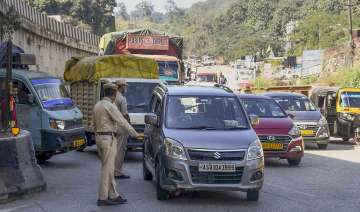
[116,0,360,62]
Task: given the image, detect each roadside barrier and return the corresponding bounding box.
[0,130,46,203]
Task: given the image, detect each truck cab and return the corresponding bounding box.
[0,69,85,163]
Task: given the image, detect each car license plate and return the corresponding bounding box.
[262,143,283,150]
[198,163,236,172]
[72,138,85,148]
[301,130,314,136]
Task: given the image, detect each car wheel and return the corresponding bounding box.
[343,137,349,142]
[317,143,328,150]
[287,158,301,166]
[246,189,259,201]
[143,158,153,181]
[156,162,170,200]
[36,153,53,164]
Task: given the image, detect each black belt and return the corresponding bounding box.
[96,132,116,136]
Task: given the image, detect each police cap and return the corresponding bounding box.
[103,83,118,91]
[115,79,128,86]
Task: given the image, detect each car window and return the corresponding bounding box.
[242,98,287,118]
[165,96,249,130]
[13,80,32,105]
[273,96,316,111]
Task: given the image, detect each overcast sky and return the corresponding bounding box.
[117,0,206,13]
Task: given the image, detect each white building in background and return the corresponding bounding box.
[301,50,324,77]
[234,56,256,85]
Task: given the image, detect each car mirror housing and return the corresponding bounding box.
[145,114,159,127]
[287,113,295,119]
[250,115,260,126]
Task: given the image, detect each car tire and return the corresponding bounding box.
[156,162,170,200]
[317,143,328,150]
[143,158,153,181]
[287,158,301,166]
[246,189,259,201]
[343,137,349,142]
[36,153,53,164]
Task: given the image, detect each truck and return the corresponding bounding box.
[99,29,184,84]
[0,43,85,163]
[64,54,162,150]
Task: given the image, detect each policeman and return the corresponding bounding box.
[93,83,143,206]
[114,79,131,179]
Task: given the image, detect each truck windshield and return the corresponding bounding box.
[158,61,179,81]
[340,92,360,108]
[242,99,287,118]
[166,96,249,130]
[273,96,317,112]
[197,75,216,82]
[31,78,73,109]
[125,82,159,113]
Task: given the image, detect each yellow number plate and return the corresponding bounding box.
[262,143,283,150]
[72,138,85,148]
[301,130,314,136]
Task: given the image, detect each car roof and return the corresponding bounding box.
[164,85,235,96]
[263,92,307,98]
[236,93,273,100]
[0,68,56,80]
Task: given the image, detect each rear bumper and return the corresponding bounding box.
[40,127,85,152]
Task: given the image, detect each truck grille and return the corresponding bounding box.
[65,118,83,130]
[187,149,246,161]
[189,166,243,184]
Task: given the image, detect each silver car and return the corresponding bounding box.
[143,85,264,201]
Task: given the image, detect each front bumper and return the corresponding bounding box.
[264,137,304,159]
[159,155,264,192]
[40,127,85,152]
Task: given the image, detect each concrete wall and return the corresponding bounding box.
[0,0,100,76]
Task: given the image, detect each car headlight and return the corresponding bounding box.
[247,139,264,161]
[164,138,187,160]
[49,119,65,130]
[289,125,301,138]
[340,113,355,121]
[318,116,328,126]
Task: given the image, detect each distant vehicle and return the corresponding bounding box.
[264,92,330,149]
[64,55,161,151]
[310,87,360,142]
[99,29,185,84]
[0,53,85,163]
[238,94,304,166]
[143,85,264,201]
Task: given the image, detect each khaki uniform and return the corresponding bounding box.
[93,97,137,201]
[114,92,129,176]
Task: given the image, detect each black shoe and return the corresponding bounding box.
[110,196,127,203]
[115,174,130,179]
[97,199,125,206]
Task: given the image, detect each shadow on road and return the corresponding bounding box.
[305,143,356,151]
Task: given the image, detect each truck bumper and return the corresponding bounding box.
[40,127,85,152]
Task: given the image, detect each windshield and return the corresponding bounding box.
[197,75,216,82]
[166,96,249,130]
[124,82,159,113]
[242,98,287,118]
[31,78,73,109]
[272,96,317,112]
[340,92,360,108]
[158,61,179,81]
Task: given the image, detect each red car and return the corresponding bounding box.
[237,94,304,166]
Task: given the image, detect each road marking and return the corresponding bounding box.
[0,204,34,212]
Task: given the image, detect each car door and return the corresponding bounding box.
[150,95,163,162]
[12,78,43,150]
[144,94,159,164]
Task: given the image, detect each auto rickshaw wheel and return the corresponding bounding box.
[317,144,328,150]
[342,137,350,142]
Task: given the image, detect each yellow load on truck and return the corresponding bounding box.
[63,54,160,135]
[64,54,159,83]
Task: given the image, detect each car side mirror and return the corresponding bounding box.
[145,114,159,127]
[249,115,260,126]
[287,114,295,119]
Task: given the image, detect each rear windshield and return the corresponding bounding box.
[241,98,287,118]
[272,96,317,112]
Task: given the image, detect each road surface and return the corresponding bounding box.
[1,142,359,212]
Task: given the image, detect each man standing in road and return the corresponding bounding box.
[114,79,131,179]
[93,83,143,206]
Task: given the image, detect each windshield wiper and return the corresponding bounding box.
[223,126,248,130]
[187,126,219,130]
[128,104,147,109]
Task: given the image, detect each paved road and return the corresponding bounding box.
[1,142,360,212]
[196,65,239,91]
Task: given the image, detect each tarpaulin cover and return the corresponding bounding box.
[63,54,159,83]
[101,29,184,58]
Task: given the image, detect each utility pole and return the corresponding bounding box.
[4,40,13,132]
[347,0,356,67]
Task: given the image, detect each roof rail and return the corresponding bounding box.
[214,84,233,93]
